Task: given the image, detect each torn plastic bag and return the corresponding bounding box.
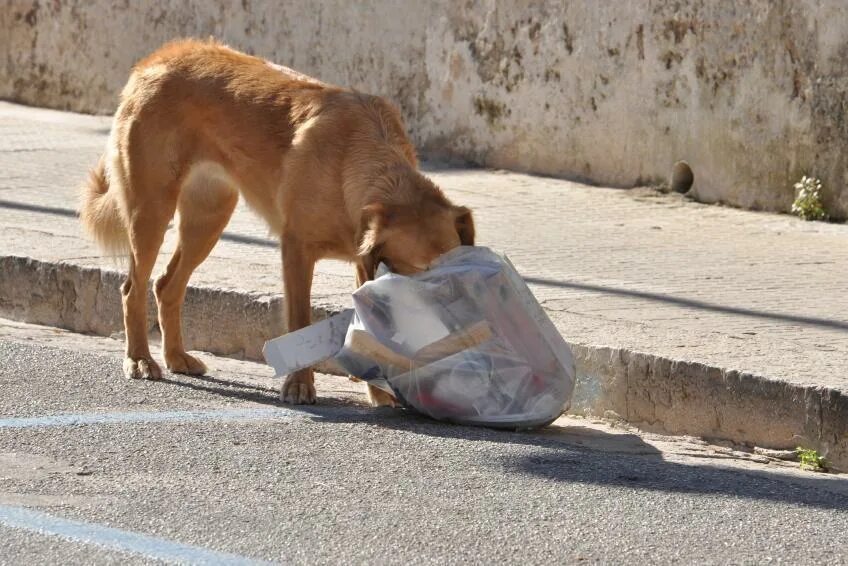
[334,246,575,429]
[263,246,575,429]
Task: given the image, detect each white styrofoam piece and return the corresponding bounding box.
[262,309,354,377]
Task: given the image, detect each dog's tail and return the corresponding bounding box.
[79,156,130,257]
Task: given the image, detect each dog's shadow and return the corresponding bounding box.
[160,372,848,512]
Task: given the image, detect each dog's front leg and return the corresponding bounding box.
[354,262,401,408]
[280,236,317,404]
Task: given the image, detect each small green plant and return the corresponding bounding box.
[791,175,828,221]
[796,447,827,472]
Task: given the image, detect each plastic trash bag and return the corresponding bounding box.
[334,246,575,429]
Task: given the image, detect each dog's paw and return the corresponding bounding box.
[280,369,316,405]
[123,356,163,380]
[367,384,400,408]
[165,351,207,376]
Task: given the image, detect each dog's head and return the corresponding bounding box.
[357,199,475,280]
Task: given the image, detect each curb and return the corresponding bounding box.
[2,254,845,470]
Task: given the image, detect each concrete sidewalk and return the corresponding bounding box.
[2,101,847,467]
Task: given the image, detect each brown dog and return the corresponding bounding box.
[79,39,474,405]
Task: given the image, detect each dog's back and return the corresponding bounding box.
[82,39,418,244]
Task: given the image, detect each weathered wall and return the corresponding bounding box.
[2,0,847,217]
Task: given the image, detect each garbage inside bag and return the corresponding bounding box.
[263,246,575,429]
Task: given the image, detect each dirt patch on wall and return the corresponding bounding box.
[2,0,846,217]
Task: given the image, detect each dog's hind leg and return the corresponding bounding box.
[122,204,173,380]
[154,166,239,375]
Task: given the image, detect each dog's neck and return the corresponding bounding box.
[345,153,448,219]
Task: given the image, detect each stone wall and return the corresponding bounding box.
[3,0,846,217]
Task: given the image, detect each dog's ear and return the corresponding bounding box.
[454,206,475,246]
[356,203,388,281]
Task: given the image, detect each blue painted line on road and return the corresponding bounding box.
[0,504,274,565]
[0,407,294,429]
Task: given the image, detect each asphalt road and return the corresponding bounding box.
[1,321,847,565]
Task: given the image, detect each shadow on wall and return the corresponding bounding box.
[0,199,278,248]
[524,276,848,332]
[1,197,845,332]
